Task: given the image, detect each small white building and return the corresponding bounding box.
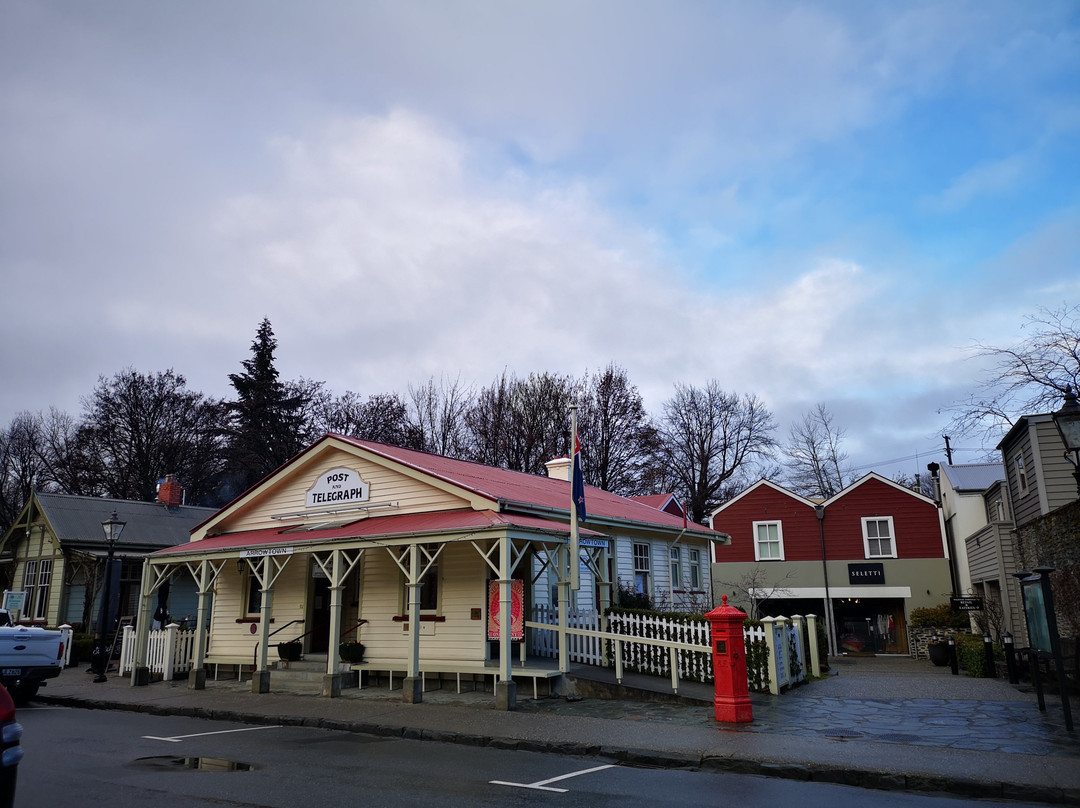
[937,462,1007,596]
[133,434,722,709]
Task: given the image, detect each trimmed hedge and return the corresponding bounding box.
[909,602,970,629]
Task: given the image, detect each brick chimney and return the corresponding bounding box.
[545,456,571,482]
[157,474,182,508]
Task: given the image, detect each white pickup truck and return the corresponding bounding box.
[0,611,65,703]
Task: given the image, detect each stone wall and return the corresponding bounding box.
[908,626,964,660]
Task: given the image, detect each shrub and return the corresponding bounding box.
[909,603,969,629]
[615,581,654,611]
[955,633,998,677]
[71,635,95,665]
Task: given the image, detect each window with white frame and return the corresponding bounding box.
[753,521,785,561]
[1015,454,1029,496]
[244,567,263,616]
[633,542,651,595]
[669,547,682,589]
[25,559,52,621]
[403,554,440,613]
[688,548,702,590]
[862,516,896,558]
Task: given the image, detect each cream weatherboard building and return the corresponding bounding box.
[131,434,721,710]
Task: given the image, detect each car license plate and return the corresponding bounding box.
[1,669,21,677]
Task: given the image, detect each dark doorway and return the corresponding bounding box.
[310,576,331,653]
[833,598,906,654]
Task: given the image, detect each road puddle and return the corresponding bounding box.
[130,755,257,772]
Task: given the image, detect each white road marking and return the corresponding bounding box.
[143,725,283,743]
[491,763,617,793]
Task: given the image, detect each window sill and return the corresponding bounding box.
[392,615,446,622]
[235,617,275,624]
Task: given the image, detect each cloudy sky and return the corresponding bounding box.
[2,1,1078,478]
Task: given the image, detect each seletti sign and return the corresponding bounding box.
[848,563,885,585]
[487,579,524,641]
[306,467,370,509]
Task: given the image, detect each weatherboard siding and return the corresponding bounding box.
[358,542,488,663]
[206,560,308,661]
[214,449,473,535]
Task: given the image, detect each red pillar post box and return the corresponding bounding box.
[706,595,753,723]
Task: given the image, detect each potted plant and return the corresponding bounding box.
[276,640,302,661]
[927,635,951,667]
[339,641,365,663]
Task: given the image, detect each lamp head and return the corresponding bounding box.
[101,510,126,544]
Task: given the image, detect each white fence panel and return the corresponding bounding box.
[120,624,198,679]
[58,624,74,667]
[529,605,602,664]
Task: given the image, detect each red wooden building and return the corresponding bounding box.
[711,473,950,656]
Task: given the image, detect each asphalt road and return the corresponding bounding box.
[15,703,1052,808]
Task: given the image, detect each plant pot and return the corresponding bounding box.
[927,643,950,667]
[339,642,365,663]
[276,642,302,661]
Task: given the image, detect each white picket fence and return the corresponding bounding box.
[528,606,817,694]
[57,624,75,667]
[119,623,199,681]
[529,605,606,665]
[118,609,816,695]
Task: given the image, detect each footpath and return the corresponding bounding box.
[35,654,1080,805]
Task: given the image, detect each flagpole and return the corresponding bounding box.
[570,404,580,591]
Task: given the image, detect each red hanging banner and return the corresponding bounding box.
[487,579,524,641]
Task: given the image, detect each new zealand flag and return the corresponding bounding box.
[572,432,587,522]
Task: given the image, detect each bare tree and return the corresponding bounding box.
[782,404,849,499]
[465,370,517,468]
[578,363,658,495]
[285,377,332,446]
[0,412,50,529]
[657,382,777,523]
[716,565,797,621]
[892,470,936,499]
[77,368,227,503]
[943,303,1080,442]
[408,375,473,457]
[465,371,576,474]
[38,407,97,496]
[317,390,416,447]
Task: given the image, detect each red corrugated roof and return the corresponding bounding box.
[331,435,719,538]
[154,509,597,556]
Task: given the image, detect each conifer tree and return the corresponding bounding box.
[224,319,307,493]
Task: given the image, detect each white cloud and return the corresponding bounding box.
[926,154,1030,213]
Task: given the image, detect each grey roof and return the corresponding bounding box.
[940,463,1005,493]
[34,492,215,553]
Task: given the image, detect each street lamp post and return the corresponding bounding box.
[1051,386,1080,498]
[814,504,837,657]
[92,510,126,683]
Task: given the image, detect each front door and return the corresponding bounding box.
[310,576,332,653]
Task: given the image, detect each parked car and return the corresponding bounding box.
[0,610,65,703]
[0,683,21,808]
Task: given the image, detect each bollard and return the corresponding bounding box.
[1003,632,1018,684]
[948,636,959,675]
[983,632,996,678]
